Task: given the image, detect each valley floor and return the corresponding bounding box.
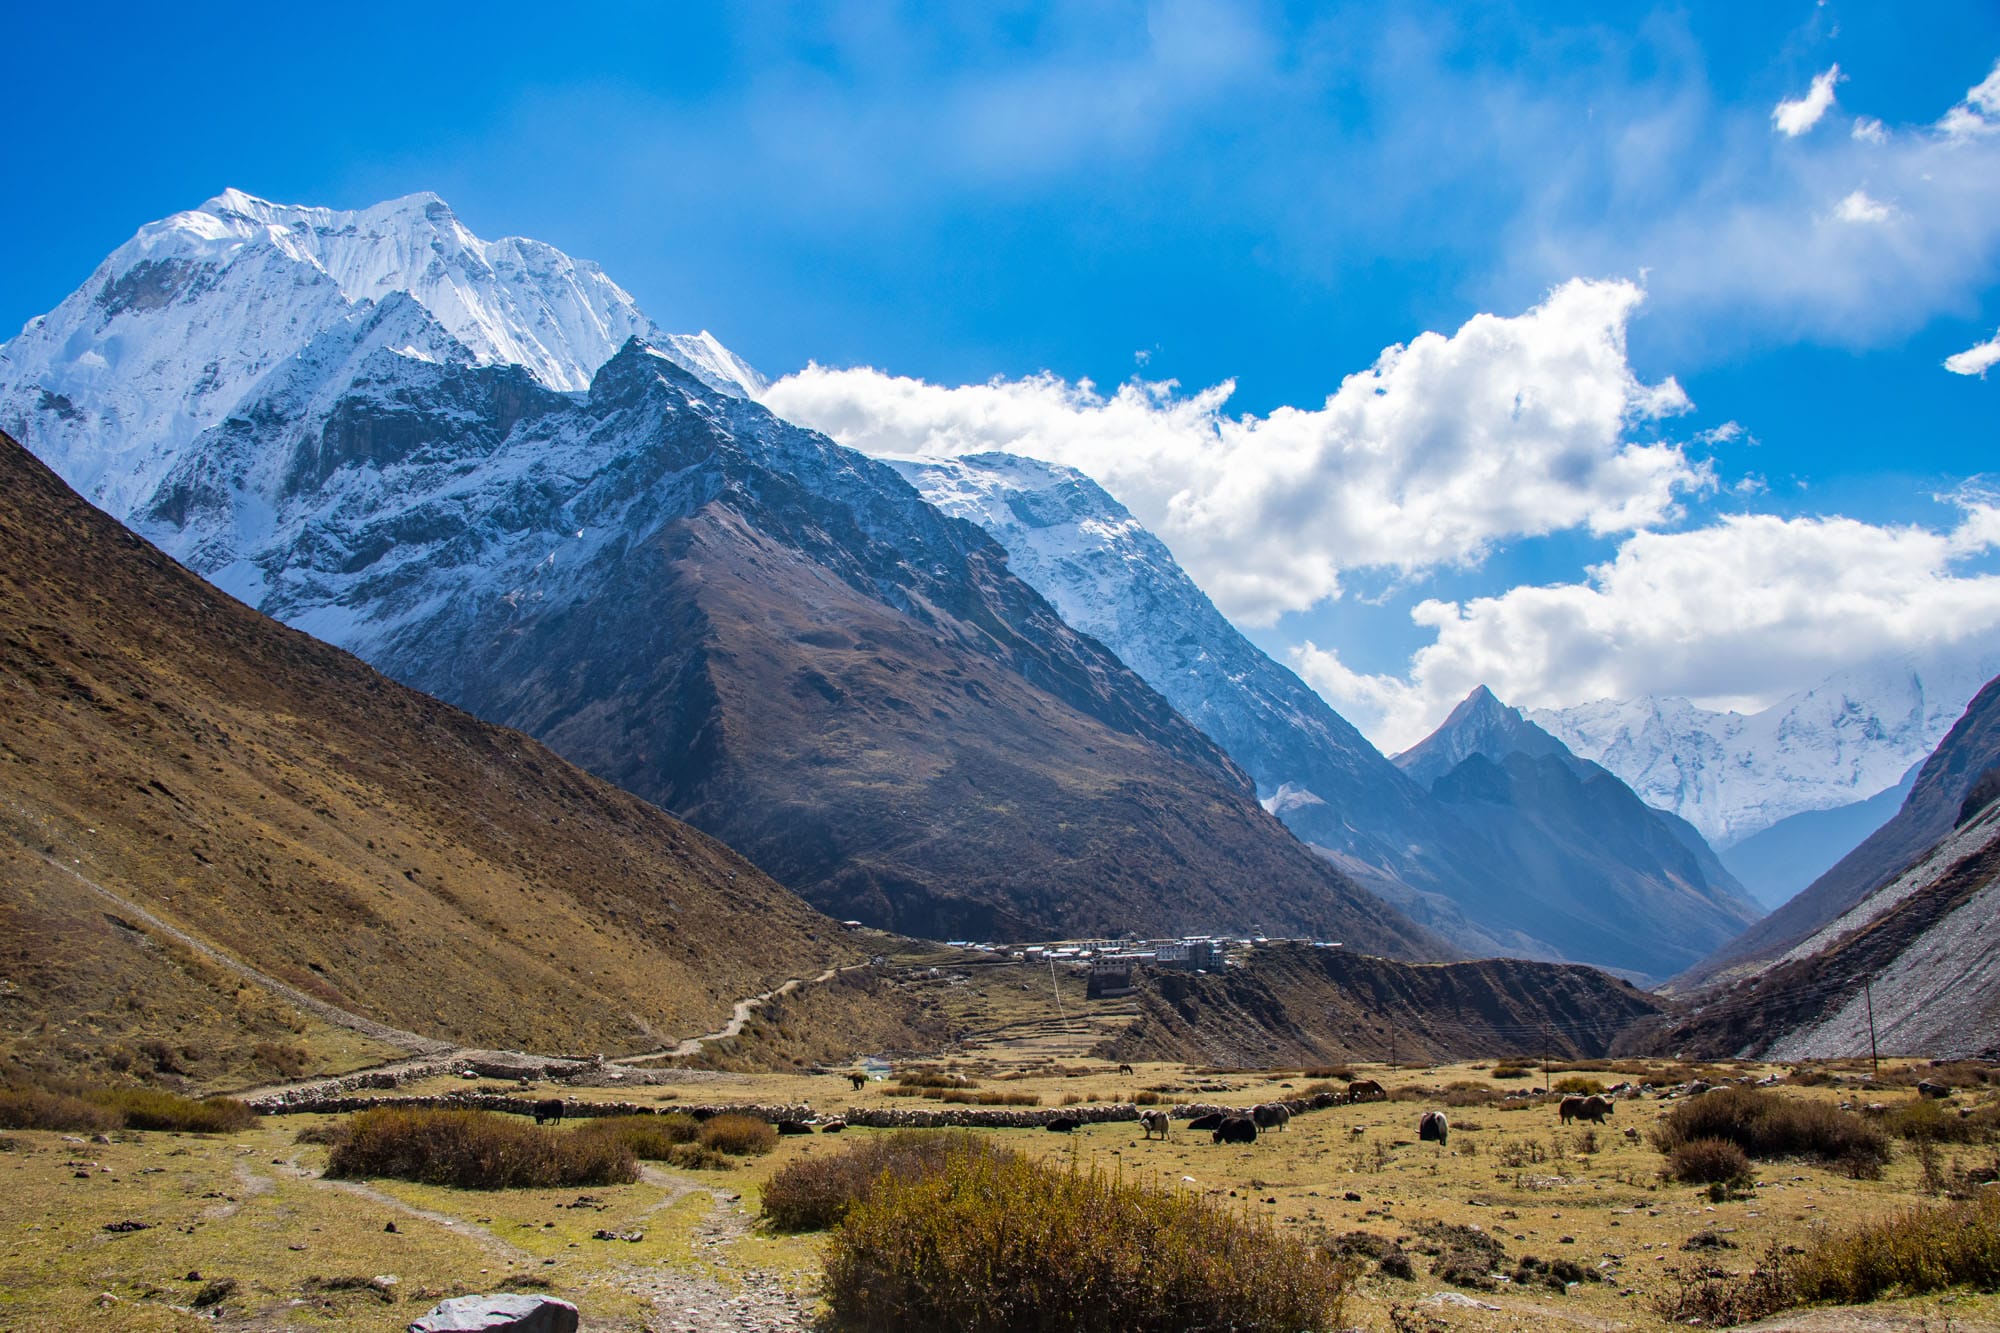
[6,1053,1998,1332]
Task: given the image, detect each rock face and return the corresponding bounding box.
[1530,648,2000,849]
[1392,688,1763,980]
[1675,671,2000,995]
[0,194,1440,954]
[408,1293,580,1333]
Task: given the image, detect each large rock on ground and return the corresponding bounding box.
[409,1293,580,1333]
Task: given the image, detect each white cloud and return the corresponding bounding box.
[1292,498,2000,751]
[1833,189,1897,224]
[1851,116,1887,144]
[1946,330,2000,376]
[1773,64,1843,137]
[763,279,1704,625]
[1939,58,2000,138]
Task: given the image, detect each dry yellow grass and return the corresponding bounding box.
[7,1057,1995,1330]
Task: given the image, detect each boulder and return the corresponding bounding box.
[408,1293,580,1332]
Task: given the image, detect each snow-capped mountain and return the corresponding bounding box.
[0,189,760,521]
[0,192,1443,954]
[1392,686,1763,978]
[893,454,1765,978]
[1529,647,2000,850]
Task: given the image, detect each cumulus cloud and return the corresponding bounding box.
[1833,189,1897,224]
[1946,330,2000,377]
[1851,116,1888,144]
[1773,64,1843,137]
[1939,58,2000,138]
[764,280,1704,625]
[1292,497,2000,751]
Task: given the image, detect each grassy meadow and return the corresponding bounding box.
[3,1055,1997,1330]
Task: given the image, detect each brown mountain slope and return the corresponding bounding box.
[0,430,855,1086]
[1104,943,1670,1067]
[1674,672,2000,992]
[458,495,1443,951]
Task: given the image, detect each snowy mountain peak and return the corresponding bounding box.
[1530,642,2000,847]
[1393,684,1572,791]
[1,189,763,520]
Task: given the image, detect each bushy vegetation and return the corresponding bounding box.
[1550,1075,1604,1095]
[325,1108,638,1189]
[0,1077,253,1133]
[823,1149,1356,1332]
[697,1112,778,1156]
[1652,1087,1890,1174]
[575,1112,699,1159]
[1654,1192,2000,1325]
[1664,1137,1754,1186]
[762,1130,1018,1232]
[1875,1096,2000,1144]
[1791,1189,2000,1302]
[895,1067,978,1090]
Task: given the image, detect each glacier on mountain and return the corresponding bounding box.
[1530,645,2000,849]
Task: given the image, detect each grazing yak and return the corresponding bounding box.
[532,1099,566,1125]
[1560,1094,1614,1124]
[846,1072,868,1092]
[1045,1116,1081,1134]
[1117,1063,1135,1076]
[1212,1117,1258,1145]
[776,1121,814,1135]
[1347,1079,1387,1104]
[1252,1102,1291,1132]
[1141,1110,1171,1140]
[1418,1111,1448,1145]
[1186,1112,1226,1132]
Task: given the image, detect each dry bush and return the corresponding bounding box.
[665,1141,736,1170]
[1304,1065,1355,1081]
[762,1130,1017,1232]
[1550,1075,1604,1095]
[698,1113,777,1156]
[0,1078,251,1133]
[1665,1137,1754,1186]
[0,1085,120,1133]
[326,1108,638,1189]
[1876,1097,2000,1145]
[1441,1082,1501,1108]
[896,1067,978,1090]
[1652,1243,1798,1326]
[1652,1087,1889,1173]
[823,1151,1356,1332]
[1791,1190,2000,1302]
[1133,1090,1161,1106]
[578,1112,699,1159]
[1491,1063,1536,1080]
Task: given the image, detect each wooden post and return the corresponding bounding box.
[1863,978,1879,1079]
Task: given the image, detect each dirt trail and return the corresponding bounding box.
[626,1188,816,1332]
[619,964,864,1064]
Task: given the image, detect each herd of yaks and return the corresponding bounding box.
[1037,1088,1618,1149]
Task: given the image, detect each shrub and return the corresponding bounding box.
[326,1108,638,1189]
[1652,1087,1890,1171]
[1665,1138,1754,1186]
[665,1142,737,1171]
[90,1086,255,1133]
[1304,1065,1355,1081]
[895,1067,977,1090]
[1877,1097,2000,1145]
[1652,1244,1798,1327]
[1491,1063,1535,1080]
[1551,1076,1604,1095]
[0,1086,120,1133]
[763,1131,1017,1232]
[0,1080,251,1133]
[697,1113,777,1156]
[579,1113,699,1159]
[823,1151,1355,1332]
[1791,1190,2000,1302]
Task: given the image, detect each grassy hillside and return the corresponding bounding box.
[0,430,855,1087]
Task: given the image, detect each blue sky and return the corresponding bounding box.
[8,2,2000,747]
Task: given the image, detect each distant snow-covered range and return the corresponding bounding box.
[1529,646,2000,849]
[0,189,760,520]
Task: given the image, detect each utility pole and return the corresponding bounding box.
[1863,977,1879,1080]
[1542,1024,1552,1090]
